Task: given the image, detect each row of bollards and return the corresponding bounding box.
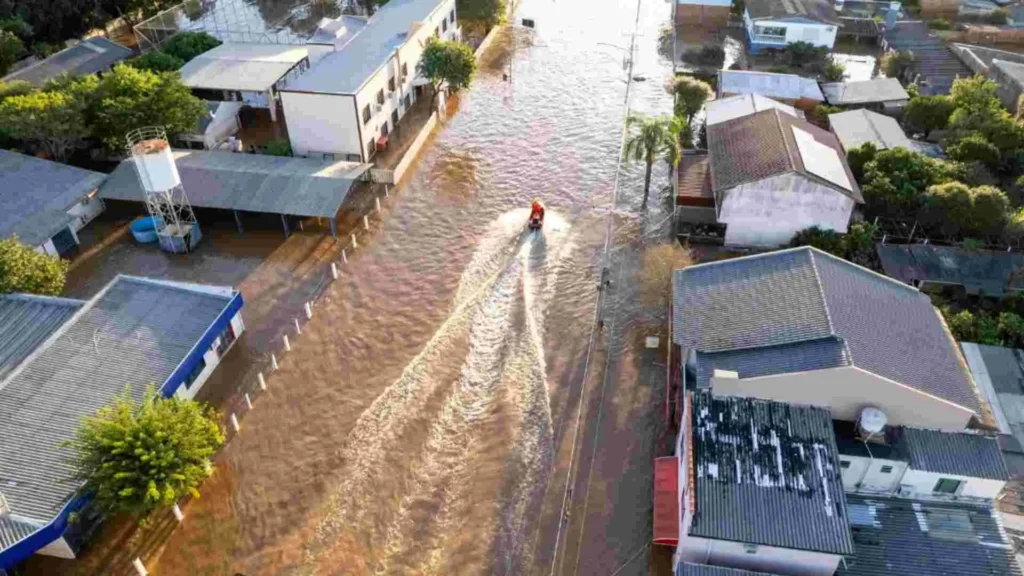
[133,186,389,575]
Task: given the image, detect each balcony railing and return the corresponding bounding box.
[751,33,787,45]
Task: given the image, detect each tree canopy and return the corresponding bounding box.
[919,182,1010,238]
[859,146,964,219]
[0,236,68,295]
[880,49,914,82]
[946,134,1001,168]
[903,94,953,138]
[456,0,507,27]
[160,31,221,63]
[419,38,476,107]
[623,114,681,204]
[0,29,25,75]
[65,386,224,519]
[0,78,92,160]
[666,75,713,123]
[128,50,185,73]
[789,221,879,268]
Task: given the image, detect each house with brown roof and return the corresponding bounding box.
[678,108,862,246]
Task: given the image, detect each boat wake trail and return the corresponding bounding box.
[301,210,572,575]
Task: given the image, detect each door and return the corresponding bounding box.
[391,109,399,126]
[50,226,78,255]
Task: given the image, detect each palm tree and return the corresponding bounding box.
[624,114,685,205]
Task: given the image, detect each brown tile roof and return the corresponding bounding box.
[677,154,714,207]
[706,108,862,203]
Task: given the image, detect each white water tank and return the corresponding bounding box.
[131,138,181,193]
[857,407,888,441]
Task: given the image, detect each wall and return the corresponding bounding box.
[675,536,841,576]
[839,454,908,493]
[676,4,731,26]
[281,92,361,159]
[66,196,105,233]
[172,310,245,400]
[718,174,855,247]
[899,469,1006,501]
[747,18,839,49]
[34,536,74,559]
[710,366,975,431]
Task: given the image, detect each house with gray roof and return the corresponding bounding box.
[700,108,861,247]
[838,494,1023,576]
[671,246,984,432]
[0,150,107,256]
[742,0,841,53]
[1,37,132,88]
[828,109,912,152]
[821,78,910,110]
[0,276,244,568]
[718,70,825,108]
[672,391,854,576]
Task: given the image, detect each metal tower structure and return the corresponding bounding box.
[126,127,202,253]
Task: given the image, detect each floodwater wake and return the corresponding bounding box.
[301,210,572,575]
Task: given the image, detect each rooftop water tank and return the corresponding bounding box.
[129,135,181,193]
[857,407,888,442]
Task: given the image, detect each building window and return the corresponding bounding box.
[879,465,893,474]
[934,478,962,494]
[450,9,455,23]
[215,323,236,356]
[402,62,408,78]
[755,25,787,37]
[840,460,851,470]
[183,357,207,389]
[377,89,385,105]
[362,104,371,124]
[381,122,389,137]
[388,76,396,92]
[404,93,411,110]
[442,19,447,33]
[368,138,376,158]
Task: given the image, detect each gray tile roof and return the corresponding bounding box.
[99,150,371,218]
[828,109,911,152]
[0,294,83,382]
[694,338,851,387]
[0,150,107,247]
[672,247,981,414]
[688,392,855,555]
[0,276,235,536]
[745,0,839,24]
[890,427,1009,481]
[821,78,910,105]
[284,0,447,94]
[2,37,132,87]
[678,563,783,576]
[839,494,1023,576]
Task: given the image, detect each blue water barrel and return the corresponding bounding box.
[130,217,161,244]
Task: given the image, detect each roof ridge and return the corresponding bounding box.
[807,250,837,337]
[807,246,925,296]
[774,109,798,173]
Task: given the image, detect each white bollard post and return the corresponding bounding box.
[342,250,348,264]
[304,302,313,319]
[352,234,358,249]
[363,215,370,230]
[230,414,240,433]
[295,317,302,335]
[133,558,149,576]
[271,353,279,371]
[258,372,267,391]
[331,262,338,279]
[245,393,253,410]
[283,334,291,352]
[172,504,184,522]
[375,197,381,212]
[385,184,390,197]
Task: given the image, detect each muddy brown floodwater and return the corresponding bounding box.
[50,0,676,573]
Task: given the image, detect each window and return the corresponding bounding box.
[442,19,447,33]
[367,138,376,158]
[435,27,440,37]
[879,465,893,474]
[404,93,411,110]
[934,478,962,494]
[450,9,455,23]
[183,357,207,389]
[376,89,385,105]
[381,122,389,137]
[840,459,851,470]
[215,323,236,356]
[362,104,371,124]
[388,76,396,92]
[755,25,787,37]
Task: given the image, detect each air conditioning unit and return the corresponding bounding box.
[897,485,914,497]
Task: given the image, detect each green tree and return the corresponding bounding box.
[789,226,845,255]
[998,311,1024,347]
[65,386,224,519]
[946,76,1024,167]
[128,51,185,73]
[860,147,963,219]
[0,29,25,76]
[623,114,679,205]
[0,236,68,295]
[903,94,953,138]
[666,75,713,124]
[0,79,32,101]
[919,182,1010,237]
[789,221,879,268]
[0,83,91,161]
[821,58,846,82]
[456,0,507,27]
[87,65,206,153]
[846,141,878,183]
[880,49,915,82]
[264,137,291,157]
[946,134,1001,168]
[418,38,476,109]
[160,31,221,63]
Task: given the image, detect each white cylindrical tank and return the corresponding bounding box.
[131,139,181,193]
[857,407,887,440]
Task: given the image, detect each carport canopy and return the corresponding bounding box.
[98,149,371,219]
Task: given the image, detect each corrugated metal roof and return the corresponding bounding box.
[718,70,824,102]
[890,427,1009,480]
[0,295,83,382]
[745,0,839,23]
[877,244,1024,297]
[0,150,107,247]
[98,150,371,218]
[829,109,911,152]
[678,562,784,576]
[1,37,132,87]
[673,247,982,414]
[839,495,1022,576]
[821,78,910,105]
[284,0,447,94]
[705,94,800,127]
[0,517,40,553]
[688,392,855,555]
[694,338,852,387]
[0,276,236,534]
[178,43,309,92]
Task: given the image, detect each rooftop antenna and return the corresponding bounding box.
[126,127,202,253]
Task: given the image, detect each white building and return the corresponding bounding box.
[0,276,244,567]
[705,108,861,247]
[827,108,911,153]
[743,0,841,52]
[280,0,459,162]
[0,150,106,257]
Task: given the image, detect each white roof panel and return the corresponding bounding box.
[792,126,852,191]
[719,70,825,101]
[178,43,309,92]
[705,94,801,126]
[828,109,911,151]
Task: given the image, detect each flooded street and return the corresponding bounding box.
[50,0,677,573]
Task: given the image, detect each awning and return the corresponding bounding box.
[654,456,680,547]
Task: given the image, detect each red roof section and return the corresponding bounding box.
[654,456,680,547]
